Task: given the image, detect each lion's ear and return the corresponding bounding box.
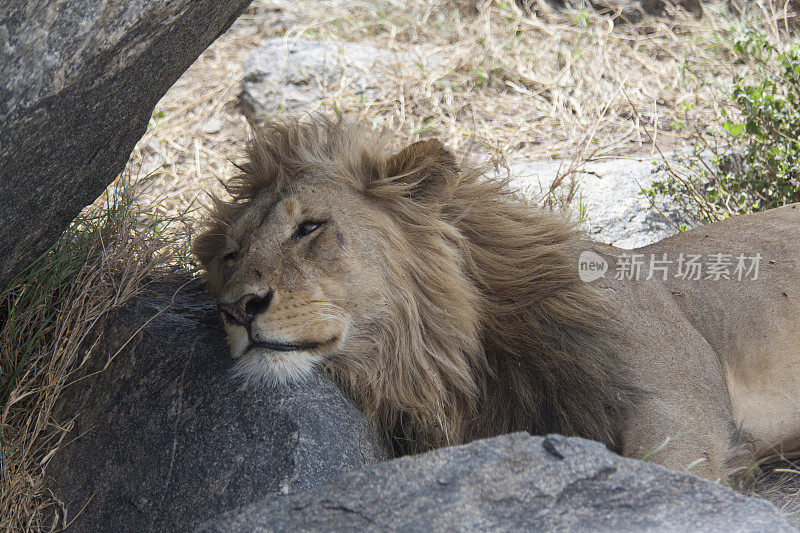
[192,229,228,294]
[385,139,459,201]
[192,231,222,270]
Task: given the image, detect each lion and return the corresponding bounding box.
[193,118,800,482]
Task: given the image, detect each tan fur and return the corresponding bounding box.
[194,118,800,480]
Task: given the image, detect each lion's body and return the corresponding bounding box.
[599,206,800,478]
[194,119,800,482]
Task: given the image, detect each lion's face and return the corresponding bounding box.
[194,121,475,392]
[204,180,391,384]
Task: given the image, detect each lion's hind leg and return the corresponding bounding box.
[724,342,800,474]
[620,395,739,483]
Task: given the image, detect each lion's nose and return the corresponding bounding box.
[218,289,273,328]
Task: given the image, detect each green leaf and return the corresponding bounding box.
[723,121,745,137]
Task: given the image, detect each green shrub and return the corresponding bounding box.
[646,30,800,223]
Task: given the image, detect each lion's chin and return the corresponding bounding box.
[230,346,325,387]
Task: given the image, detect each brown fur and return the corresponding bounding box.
[193,118,635,455]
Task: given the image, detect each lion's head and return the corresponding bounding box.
[194,118,631,453]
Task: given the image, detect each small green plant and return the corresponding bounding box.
[577,192,589,222]
[646,29,800,223]
[641,436,673,462]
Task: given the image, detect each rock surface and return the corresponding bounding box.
[0,0,250,290]
[46,278,387,532]
[199,433,791,533]
[508,157,691,248]
[241,38,422,118]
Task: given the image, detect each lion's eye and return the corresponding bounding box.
[223,250,238,263]
[294,221,324,239]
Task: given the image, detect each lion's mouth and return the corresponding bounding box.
[251,340,320,352]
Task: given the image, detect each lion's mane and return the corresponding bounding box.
[196,119,635,454]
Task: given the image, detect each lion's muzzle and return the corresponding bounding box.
[218,289,273,329]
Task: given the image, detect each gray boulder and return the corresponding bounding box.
[508,157,692,248]
[0,0,250,290]
[199,432,791,533]
[241,38,421,119]
[46,278,387,532]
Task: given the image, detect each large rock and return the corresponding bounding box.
[200,433,791,532]
[45,278,387,532]
[241,38,420,119]
[0,0,251,290]
[508,157,691,248]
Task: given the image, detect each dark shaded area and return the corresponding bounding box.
[520,0,703,21]
[0,0,251,290]
[46,277,387,532]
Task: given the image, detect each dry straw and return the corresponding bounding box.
[0,174,192,531]
[125,0,797,225]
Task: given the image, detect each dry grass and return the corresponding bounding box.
[745,457,800,526]
[0,175,192,531]
[126,0,799,224]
